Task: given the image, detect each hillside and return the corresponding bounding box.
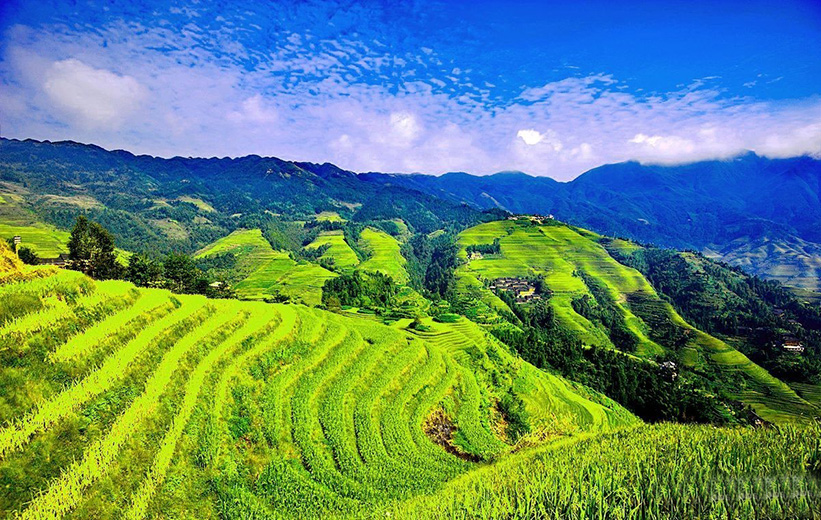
[704,233,821,292]
[364,154,821,290]
[4,138,821,291]
[0,250,640,518]
[0,138,488,256]
[455,218,820,424]
[194,229,336,305]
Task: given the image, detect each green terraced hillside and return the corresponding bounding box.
[358,227,409,283]
[0,189,71,258]
[457,219,820,424]
[305,230,360,269]
[0,257,636,519]
[195,229,279,281]
[196,229,336,305]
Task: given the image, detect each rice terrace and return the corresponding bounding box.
[2,0,821,518]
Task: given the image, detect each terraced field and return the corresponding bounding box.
[395,422,821,519]
[459,220,662,354]
[408,316,636,435]
[195,229,278,280]
[0,252,634,518]
[305,230,360,269]
[235,253,336,305]
[196,229,336,305]
[0,221,70,258]
[457,219,819,423]
[358,228,409,283]
[314,211,345,222]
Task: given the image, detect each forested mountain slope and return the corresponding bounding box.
[2,138,820,290]
[0,138,490,255]
[453,218,820,424]
[364,154,821,289]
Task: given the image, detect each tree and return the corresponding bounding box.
[17,246,39,265]
[424,233,459,299]
[67,215,121,279]
[163,252,208,294]
[126,253,164,287]
[321,271,396,310]
[5,238,39,265]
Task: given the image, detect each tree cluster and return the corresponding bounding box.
[321,271,397,310]
[465,238,501,256]
[66,215,231,298]
[491,297,752,425]
[66,215,121,279]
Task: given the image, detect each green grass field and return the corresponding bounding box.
[305,230,360,269]
[0,256,640,519]
[177,196,216,213]
[0,222,70,258]
[457,219,818,424]
[197,229,337,305]
[358,227,409,283]
[314,211,345,222]
[395,423,821,519]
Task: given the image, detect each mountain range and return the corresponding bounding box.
[363,153,821,290]
[1,138,820,291]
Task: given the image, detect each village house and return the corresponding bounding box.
[488,277,543,304]
[781,336,805,353]
[38,253,70,267]
[528,214,555,222]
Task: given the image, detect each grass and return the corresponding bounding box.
[0,249,641,519]
[177,196,216,213]
[394,423,821,520]
[305,230,359,269]
[358,227,409,283]
[0,222,70,258]
[314,211,345,222]
[791,383,821,408]
[457,219,818,424]
[150,219,189,240]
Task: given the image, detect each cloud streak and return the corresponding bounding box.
[0,3,819,180]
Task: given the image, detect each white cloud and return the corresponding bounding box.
[42,59,146,128]
[517,129,543,145]
[629,133,696,160]
[1,17,820,180]
[227,95,279,124]
[388,111,422,144]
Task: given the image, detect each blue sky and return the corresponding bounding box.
[1,0,819,179]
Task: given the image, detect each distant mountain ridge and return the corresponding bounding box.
[362,152,821,290]
[1,138,819,289]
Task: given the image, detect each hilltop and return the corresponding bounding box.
[2,138,821,290]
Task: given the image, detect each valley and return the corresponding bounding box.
[1,139,820,518]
